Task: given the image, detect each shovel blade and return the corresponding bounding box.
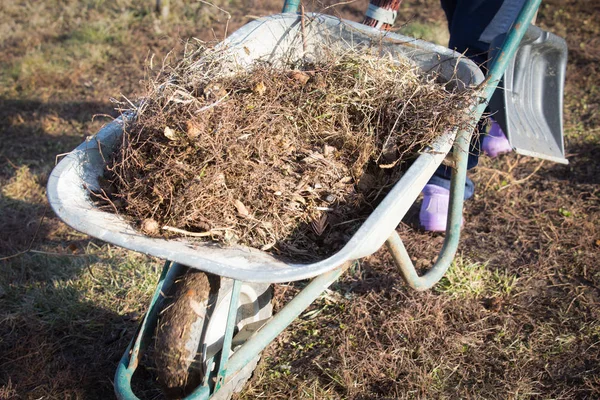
[489,25,568,164]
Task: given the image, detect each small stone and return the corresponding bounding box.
[290,71,310,85]
[163,126,177,141]
[141,218,160,235]
[323,145,336,157]
[214,173,226,186]
[186,121,201,139]
[234,200,250,217]
[253,81,266,95]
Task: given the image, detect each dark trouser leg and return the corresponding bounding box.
[428,120,483,199]
[431,0,524,199]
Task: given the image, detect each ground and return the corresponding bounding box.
[0,0,598,399]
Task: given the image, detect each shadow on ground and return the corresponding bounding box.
[0,296,137,399]
[0,98,118,173]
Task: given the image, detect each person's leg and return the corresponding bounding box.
[419,121,480,232]
[421,0,525,231]
[447,0,525,163]
[446,0,510,68]
[439,0,458,31]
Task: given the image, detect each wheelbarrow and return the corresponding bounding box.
[47,0,561,398]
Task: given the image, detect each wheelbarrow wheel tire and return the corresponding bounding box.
[152,266,272,399]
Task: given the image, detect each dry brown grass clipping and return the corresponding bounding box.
[101,44,474,261]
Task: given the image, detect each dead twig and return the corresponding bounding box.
[498,160,545,191]
[161,225,230,237]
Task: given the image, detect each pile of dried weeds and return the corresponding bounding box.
[100,44,475,261]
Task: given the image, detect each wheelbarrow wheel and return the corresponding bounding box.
[152,265,272,399]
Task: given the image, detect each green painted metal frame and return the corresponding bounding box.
[282,0,300,13]
[224,264,349,376]
[214,279,242,391]
[115,260,181,399]
[115,261,350,399]
[114,0,543,397]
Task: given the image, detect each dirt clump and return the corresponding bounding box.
[101,45,475,261]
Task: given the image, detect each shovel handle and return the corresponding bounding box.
[363,0,402,30]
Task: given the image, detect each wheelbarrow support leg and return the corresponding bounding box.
[223,263,350,378]
[386,126,471,291]
[214,279,243,391]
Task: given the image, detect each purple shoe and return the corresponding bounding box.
[419,184,463,232]
[482,120,512,157]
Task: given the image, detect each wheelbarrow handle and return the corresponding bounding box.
[385,0,543,291]
[282,0,300,13]
[484,0,543,102]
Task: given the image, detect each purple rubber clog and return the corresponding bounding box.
[419,184,463,232]
[482,120,512,157]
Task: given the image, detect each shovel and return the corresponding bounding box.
[488,24,568,164]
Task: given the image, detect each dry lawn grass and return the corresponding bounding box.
[0,0,598,399]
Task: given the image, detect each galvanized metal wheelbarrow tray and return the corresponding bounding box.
[46,1,544,398]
